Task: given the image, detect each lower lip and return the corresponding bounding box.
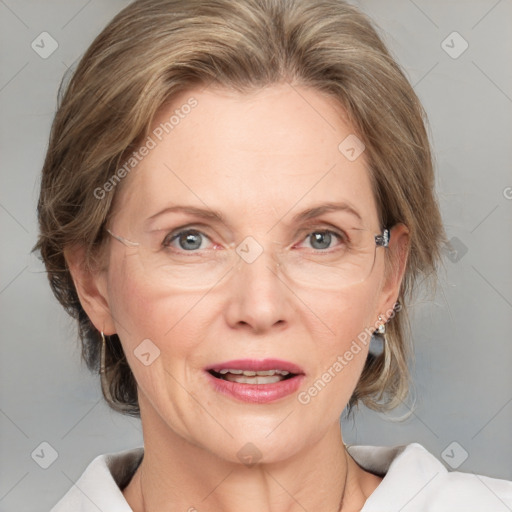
[205,371,305,403]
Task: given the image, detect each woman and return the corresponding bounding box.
[35,0,512,510]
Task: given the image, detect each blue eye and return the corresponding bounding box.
[302,230,345,251]
[163,229,211,251]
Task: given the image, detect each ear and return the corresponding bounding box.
[377,223,410,319]
[64,244,117,335]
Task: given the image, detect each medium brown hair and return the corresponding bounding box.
[34,0,446,417]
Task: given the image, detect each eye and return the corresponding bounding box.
[162,228,213,252]
[298,230,346,251]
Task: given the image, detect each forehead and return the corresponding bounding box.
[112,83,379,231]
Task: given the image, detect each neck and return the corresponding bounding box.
[123,398,376,512]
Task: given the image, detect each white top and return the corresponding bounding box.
[50,442,512,511]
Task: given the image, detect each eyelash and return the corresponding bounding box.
[161,225,348,254]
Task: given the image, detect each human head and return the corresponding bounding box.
[34,0,446,418]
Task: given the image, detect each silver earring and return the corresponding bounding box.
[369,316,386,357]
[376,315,386,335]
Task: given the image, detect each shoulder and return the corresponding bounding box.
[347,442,512,511]
[50,446,143,512]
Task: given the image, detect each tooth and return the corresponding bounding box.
[224,374,284,384]
[214,368,296,377]
[215,369,293,376]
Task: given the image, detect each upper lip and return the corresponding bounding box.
[205,358,305,374]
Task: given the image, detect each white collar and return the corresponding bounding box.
[51,442,512,511]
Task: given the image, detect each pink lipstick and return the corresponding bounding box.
[204,358,305,403]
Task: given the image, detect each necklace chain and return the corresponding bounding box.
[337,446,350,511]
[139,445,350,512]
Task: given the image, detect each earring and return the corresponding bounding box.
[376,315,386,335]
[369,315,386,357]
[100,331,107,374]
[100,332,114,403]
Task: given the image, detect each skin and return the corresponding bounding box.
[66,83,409,512]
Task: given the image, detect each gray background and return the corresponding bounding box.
[0,0,510,510]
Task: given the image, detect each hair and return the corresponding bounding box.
[34,0,447,417]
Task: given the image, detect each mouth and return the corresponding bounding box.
[207,368,296,384]
[204,358,305,396]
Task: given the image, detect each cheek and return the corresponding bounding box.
[106,258,209,359]
[309,276,381,345]
[302,280,382,402]
[106,268,218,414]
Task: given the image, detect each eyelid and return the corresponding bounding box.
[292,220,348,241]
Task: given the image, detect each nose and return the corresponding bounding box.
[223,241,291,333]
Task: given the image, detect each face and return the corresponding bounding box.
[74,83,408,464]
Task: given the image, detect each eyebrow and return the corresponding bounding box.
[291,202,362,223]
[145,201,362,227]
[145,205,225,226]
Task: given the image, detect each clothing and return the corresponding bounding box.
[50,442,512,511]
